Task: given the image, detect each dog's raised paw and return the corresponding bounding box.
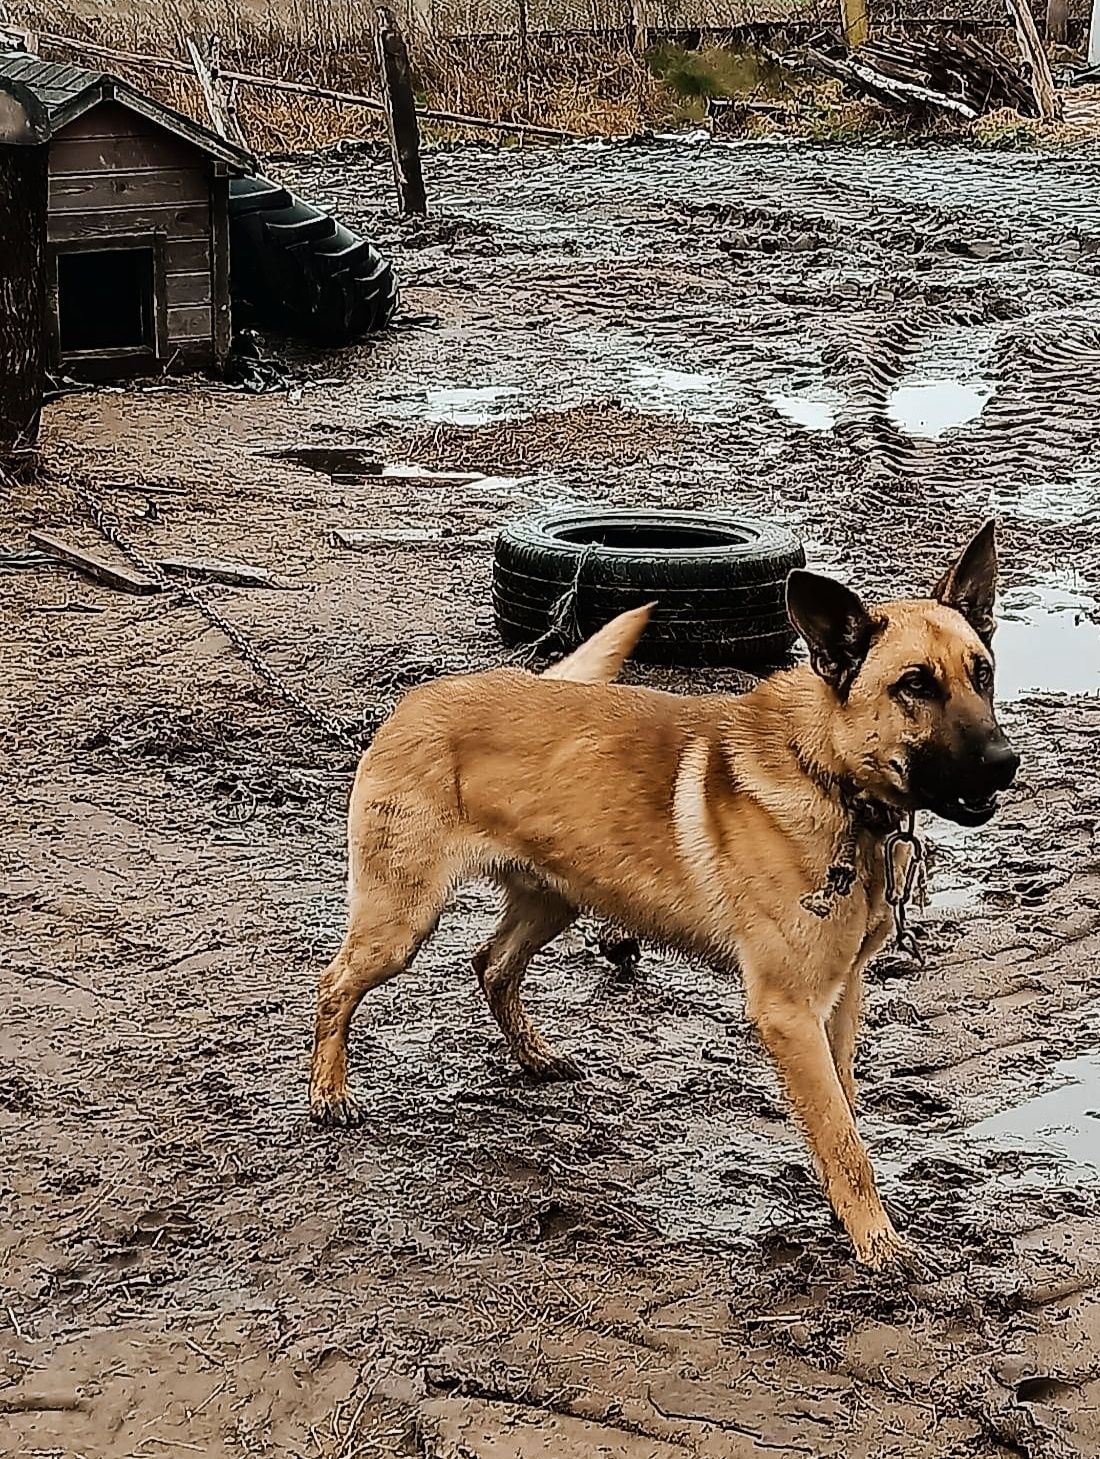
[309,1094,365,1130]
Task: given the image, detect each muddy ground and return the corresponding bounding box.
[4,138,1100,1458]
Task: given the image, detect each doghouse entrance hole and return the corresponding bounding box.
[58,248,156,353]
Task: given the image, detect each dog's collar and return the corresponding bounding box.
[841,786,903,838]
[792,746,903,838]
[797,753,913,927]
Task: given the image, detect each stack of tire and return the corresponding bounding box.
[228,174,398,344]
[493,508,805,668]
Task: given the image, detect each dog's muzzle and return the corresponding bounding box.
[911,734,1020,827]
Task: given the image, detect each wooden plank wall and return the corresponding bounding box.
[48,100,217,366]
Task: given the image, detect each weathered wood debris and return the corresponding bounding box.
[776,29,1056,122]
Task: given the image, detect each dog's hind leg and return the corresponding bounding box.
[473,877,579,1080]
[309,803,450,1129]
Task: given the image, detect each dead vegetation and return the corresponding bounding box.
[22,0,675,146]
[404,401,705,473]
[16,0,1091,149]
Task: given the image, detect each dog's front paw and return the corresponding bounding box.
[855,1222,910,1273]
[522,1050,584,1082]
[309,1091,365,1129]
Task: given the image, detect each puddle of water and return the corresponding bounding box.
[968,1055,1100,1175]
[994,472,1100,525]
[631,365,714,395]
[423,385,520,425]
[996,577,1100,700]
[886,380,992,438]
[926,869,983,918]
[768,388,843,432]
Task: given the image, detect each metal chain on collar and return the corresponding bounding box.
[74,482,378,751]
[801,798,928,963]
[883,811,928,961]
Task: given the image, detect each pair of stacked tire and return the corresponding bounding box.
[493,510,806,668]
[229,175,398,344]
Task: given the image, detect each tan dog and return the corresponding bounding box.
[310,521,1017,1270]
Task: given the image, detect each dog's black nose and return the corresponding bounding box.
[982,740,1020,789]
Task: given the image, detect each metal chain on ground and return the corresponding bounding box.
[73,482,380,751]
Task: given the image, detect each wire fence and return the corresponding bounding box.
[423,0,1086,36]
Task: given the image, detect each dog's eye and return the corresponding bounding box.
[895,668,938,700]
[973,657,994,694]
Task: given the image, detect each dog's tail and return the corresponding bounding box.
[541,603,654,685]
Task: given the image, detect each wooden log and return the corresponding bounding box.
[29,531,161,593]
[848,57,980,117]
[373,6,427,216]
[1005,0,1062,118]
[0,78,50,473]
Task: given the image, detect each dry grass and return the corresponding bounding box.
[20,0,685,147]
[15,1,1091,153]
[400,401,706,472]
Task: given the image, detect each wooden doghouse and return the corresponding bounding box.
[0,51,254,380]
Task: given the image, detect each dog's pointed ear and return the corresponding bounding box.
[786,569,879,699]
[933,519,997,647]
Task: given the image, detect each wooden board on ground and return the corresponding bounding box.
[29,530,161,593]
[334,527,492,548]
[157,556,276,587]
[332,469,488,487]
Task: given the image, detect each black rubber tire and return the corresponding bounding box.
[228,175,398,344]
[493,508,805,668]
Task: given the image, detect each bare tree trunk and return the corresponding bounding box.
[0,79,50,474]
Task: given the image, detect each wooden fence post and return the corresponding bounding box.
[374,6,427,216]
[631,0,649,53]
[187,35,249,148]
[1045,0,1068,44]
[1005,0,1061,117]
[839,0,869,49]
[0,77,50,475]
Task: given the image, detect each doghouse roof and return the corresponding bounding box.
[0,50,254,170]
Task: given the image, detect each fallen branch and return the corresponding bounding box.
[36,29,585,141]
[786,30,1047,122]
